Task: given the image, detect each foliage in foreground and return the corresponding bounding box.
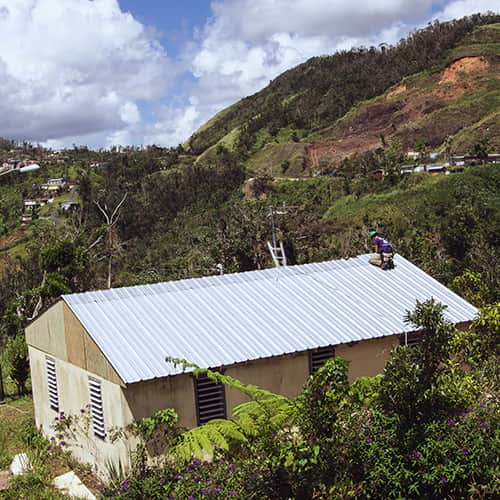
[103,300,499,499]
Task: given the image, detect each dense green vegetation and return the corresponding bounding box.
[186,14,499,162]
[16,300,491,499]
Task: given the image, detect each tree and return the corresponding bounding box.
[95,192,128,289]
[470,138,490,163]
[3,335,29,396]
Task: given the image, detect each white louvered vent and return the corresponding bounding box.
[88,377,106,439]
[309,346,335,374]
[45,356,59,412]
[194,375,226,425]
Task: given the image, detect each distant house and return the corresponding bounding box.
[450,154,500,165]
[400,164,417,174]
[41,178,70,192]
[406,151,420,160]
[22,199,44,224]
[426,162,448,175]
[60,201,79,211]
[400,163,449,175]
[26,255,477,471]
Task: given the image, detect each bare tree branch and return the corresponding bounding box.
[94,192,128,288]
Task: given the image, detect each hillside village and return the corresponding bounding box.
[0,14,499,500]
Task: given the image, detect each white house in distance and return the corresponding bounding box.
[26,255,478,471]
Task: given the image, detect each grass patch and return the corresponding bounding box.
[323,175,443,222]
[0,397,34,469]
[0,237,30,260]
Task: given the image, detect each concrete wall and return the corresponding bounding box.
[28,346,133,473]
[225,351,309,413]
[124,374,197,429]
[26,301,67,361]
[336,335,399,382]
[26,302,122,386]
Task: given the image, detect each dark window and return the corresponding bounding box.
[309,346,335,374]
[400,332,422,347]
[88,377,106,439]
[45,356,59,412]
[194,374,226,425]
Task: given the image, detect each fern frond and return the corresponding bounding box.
[171,418,247,462]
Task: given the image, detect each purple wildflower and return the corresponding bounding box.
[80,408,85,413]
[50,437,56,441]
[60,440,66,446]
[441,476,447,483]
[371,482,377,488]
[159,477,165,484]
[228,492,235,496]
[436,436,443,441]
[47,445,52,450]
[448,418,455,427]
[481,423,489,430]
[193,476,200,483]
[461,447,470,456]
[200,489,208,495]
[229,463,236,472]
[54,417,59,421]
[203,460,209,466]
[366,438,372,443]
[193,458,201,467]
[121,480,129,490]
[174,474,183,480]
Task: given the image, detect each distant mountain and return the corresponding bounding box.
[184,15,499,177]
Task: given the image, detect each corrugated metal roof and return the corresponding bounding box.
[62,255,478,384]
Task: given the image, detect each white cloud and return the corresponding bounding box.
[433,0,498,20]
[0,0,172,144]
[143,104,201,147]
[0,0,497,148]
[163,0,497,148]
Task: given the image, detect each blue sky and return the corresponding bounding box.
[0,0,497,149]
[118,1,211,57]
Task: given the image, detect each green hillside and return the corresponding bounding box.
[186,17,500,177]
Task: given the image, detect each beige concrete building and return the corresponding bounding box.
[26,255,478,472]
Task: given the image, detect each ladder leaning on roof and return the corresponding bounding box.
[267,205,287,267]
[268,240,287,267]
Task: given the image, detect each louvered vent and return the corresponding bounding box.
[45,356,59,412]
[194,375,226,425]
[88,378,106,439]
[309,346,335,374]
[400,332,422,347]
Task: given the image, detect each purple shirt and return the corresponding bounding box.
[374,236,393,253]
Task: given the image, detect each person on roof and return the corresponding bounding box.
[369,230,394,270]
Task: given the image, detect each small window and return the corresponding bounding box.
[194,374,226,425]
[88,377,106,439]
[45,356,59,412]
[309,346,335,374]
[400,332,422,347]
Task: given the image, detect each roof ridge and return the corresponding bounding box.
[63,254,371,305]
